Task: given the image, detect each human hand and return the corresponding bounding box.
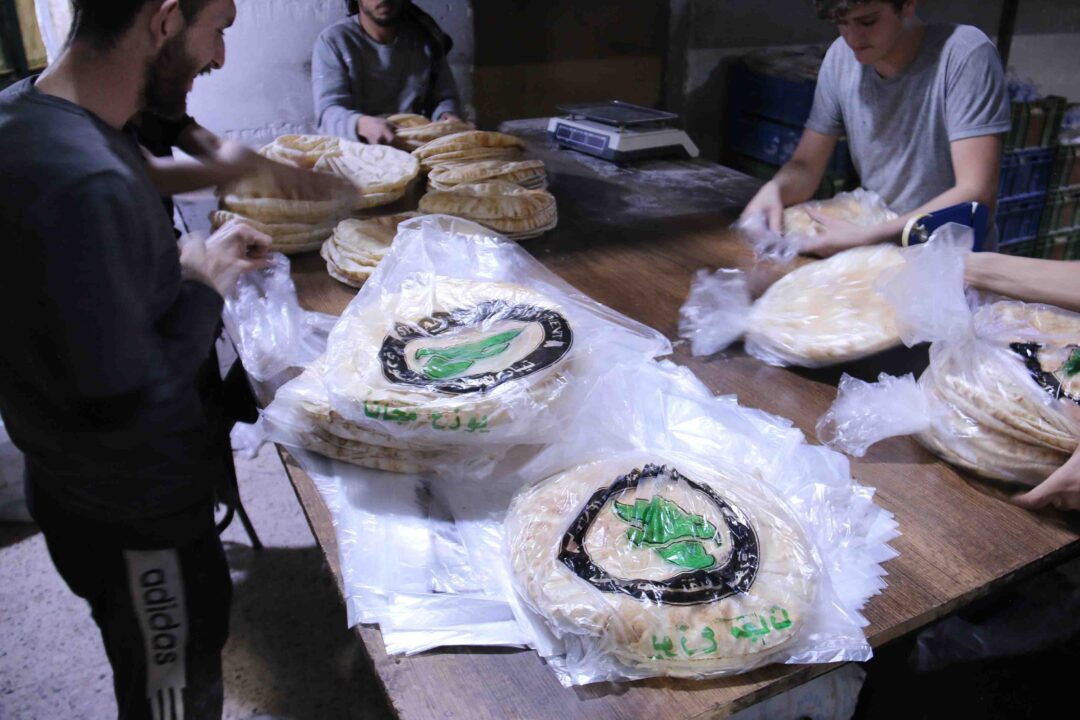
[257,156,353,202]
[798,208,877,257]
[741,181,784,234]
[180,220,273,297]
[1013,405,1080,512]
[357,115,397,145]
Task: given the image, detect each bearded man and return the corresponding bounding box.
[0,2,270,717]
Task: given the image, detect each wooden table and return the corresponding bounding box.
[180,121,1080,719]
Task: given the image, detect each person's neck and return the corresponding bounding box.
[873,18,927,78]
[34,42,143,129]
[358,12,399,44]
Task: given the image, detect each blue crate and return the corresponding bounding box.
[998,147,1056,200]
[726,113,855,177]
[728,61,817,127]
[995,191,1047,244]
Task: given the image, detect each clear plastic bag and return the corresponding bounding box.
[819,226,1080,484]
[677,268,750,357]
[223,253,336,383]
[318,215,670,447]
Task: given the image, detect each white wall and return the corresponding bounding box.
[34,0,475,147]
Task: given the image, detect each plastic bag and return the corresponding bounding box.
[495,358,897,685]
[223,253,336,383]
[818,226,1080,484]
[680,244,905,367]
[316,215,670,448]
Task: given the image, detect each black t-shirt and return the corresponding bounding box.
[0,77,226,522]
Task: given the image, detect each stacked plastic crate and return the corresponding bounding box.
[1036,106,1080,259]
[723,50,858,199]
[996,96,1067,257]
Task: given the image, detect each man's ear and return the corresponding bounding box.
[147,0,186,51]
[902,0,918,20]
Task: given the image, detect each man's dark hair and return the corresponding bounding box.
[70,0,213,48]
[814,0,906,20]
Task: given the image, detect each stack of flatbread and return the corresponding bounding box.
[258,134,419,209]
[266,277,577,471]
[412,131,525,172]
[320,212,422,288]
[915,301,1080,484]
[506,454,817,677]
[427,159,547,192]
[212,172,354,254]
[782,189,898,240]
[390,114,473,150]
[746,244,905,366]
[419,180,557,240]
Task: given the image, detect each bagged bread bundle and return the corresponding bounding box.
[818,226,1080,484]
[506,453,818,678]
[428,159,547,192]
[320,212,422,288]
[412,130,525,172]
[419,180,557,240]
[264,215,668,461]
[738,189,897,263]
[259,134,419,209]
[679,244,905,365]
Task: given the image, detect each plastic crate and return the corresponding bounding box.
[1050,144,1080,190]
[998,147,1056,199]
[995,192,1047,245]
[726,113,856,177]
[1005,96,1066,151]
[726,154,857,199]
[1039,187,1080,234]
[1042,228,1080,260]
[998,236,1050,258]
[727,61,818,127]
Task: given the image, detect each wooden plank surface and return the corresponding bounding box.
[181,122,1080,719]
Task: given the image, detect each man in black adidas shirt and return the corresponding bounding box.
[0,1,269,717]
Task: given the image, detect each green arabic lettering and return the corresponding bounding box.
[650,635,676,659]
[701,626,717,654]
[415,328,525,380]
[431,411,445,430]
[363,400,384,420]
[1062,347,1080,378]
[768,606,792,631]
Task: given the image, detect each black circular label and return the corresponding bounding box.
[558,464,760,606]
[379,300,572,395]
[1010,342,1080,405]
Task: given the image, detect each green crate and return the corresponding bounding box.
[725,154,858,199]
[1049,228,1080,260]
[1040,187,1080,234]
[1050,144,1080,190]
[1005,96,1067,151]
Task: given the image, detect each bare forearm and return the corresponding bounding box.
[771,159,823,207]
[145,157,248,196]
[965,253,1080,312]
[863,183,997,244]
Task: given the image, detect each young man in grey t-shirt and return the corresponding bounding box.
[312,0,465,145]
[741,0,1011,255]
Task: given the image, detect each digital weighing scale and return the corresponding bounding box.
[546,101,700,163]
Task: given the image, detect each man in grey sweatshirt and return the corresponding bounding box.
[312,0,463,145]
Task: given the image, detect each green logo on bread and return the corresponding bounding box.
[415,328,524,380]
[613,497,719,570]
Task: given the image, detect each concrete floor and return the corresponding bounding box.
[0,439,395,720]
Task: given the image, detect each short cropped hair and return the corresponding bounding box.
[814,0,906,21]
[70,0,213,48]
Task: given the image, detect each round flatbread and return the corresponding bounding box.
[428,159,546,190]
[783,192,897,238]
[312,143,419,195]
[258,134,342,169]
[321,278,575,440]
[209,210,336,254]
[387,113,431,129]
[396,119,472,146]
[330,213,421,262]
[506,454,817,677]
[412,130,525,161]
[419,181,556,221]
[747,244,905,367]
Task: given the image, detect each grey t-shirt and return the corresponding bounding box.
[312,17,461,141]
[806,24,1011,215]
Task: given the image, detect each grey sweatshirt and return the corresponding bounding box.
[312,16,461,141]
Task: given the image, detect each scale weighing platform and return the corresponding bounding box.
[547,101,700,163]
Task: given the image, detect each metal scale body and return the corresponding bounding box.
[546,101,700,163]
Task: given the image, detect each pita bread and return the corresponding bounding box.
[506,454,816,676]
[387,113,431,129]
[209,210,336,254]
[258,134,342,169]
[311,143,419,195]
[418,147,525,172]
[419,181,555,221]
[397,119,472,146]
[412,130,525,161]
[747,244,905,366]
[428,159,546,190]
[783,190,898,238]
